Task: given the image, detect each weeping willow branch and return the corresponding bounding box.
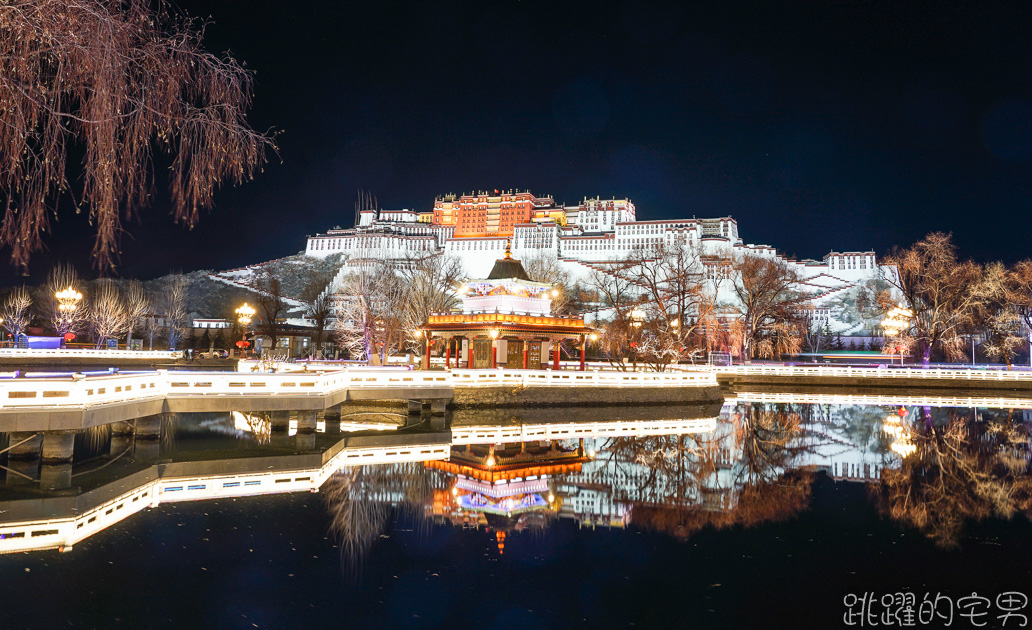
[0,0,277,271]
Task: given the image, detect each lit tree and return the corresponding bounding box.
[970,262,1026,368]
[0,0,275,271]
[41,262,84,337]
[0,286,33,341]
[397,254,465,356]
[728,253,808,361]
[156,274,188,350]
[333,262,407,364]
[89,280,129,348]
[588,261,641,370]
[124,280,149,349]
[881,233,982,367]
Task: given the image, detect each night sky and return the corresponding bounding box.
[11,0,1032,283]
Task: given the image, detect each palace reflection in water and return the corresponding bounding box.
[2,393,1029,560]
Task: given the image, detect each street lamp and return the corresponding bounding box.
[55,286,82,341]
[236,303,255,358]
[881,305,912,366]
[630,306,645,328]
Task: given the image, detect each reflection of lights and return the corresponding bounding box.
[456,285,468,295]
[882,411,916,458]
[588,449,596,458]
[451,486,458,496]
[890,441,916,457]
[547,492,555,503]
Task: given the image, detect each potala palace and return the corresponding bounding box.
[299,190,882,333]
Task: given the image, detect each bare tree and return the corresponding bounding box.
[967,262,1026,368]
[521,252,575,314]
[41,262,85,337]
[588,261,641,370]
[729,253,808,361]
[250,269,287,357]
[156,274,188,350]
[124,280,149,349]
[0,0,275,271]
[300,268,338,358]
[89,280,128,348]
[398,254,465,358]
[334,262,408,365]
[0,285,32,341]
[881,233,982,367]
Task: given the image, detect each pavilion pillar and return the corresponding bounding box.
[522,341,529,370]
[580,335,586,371]
[423,334,431,370]
[491,339,497,369]
[468,341,475,370]
[445,339,451,369]
[553,339,561,370]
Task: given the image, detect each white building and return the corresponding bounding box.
[301,195,882,333]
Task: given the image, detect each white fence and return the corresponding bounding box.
[0,367,716,412]
[726,391,1032,410]
[688,363,1032,382]
[0,440,450,555]
[0,348,181,360]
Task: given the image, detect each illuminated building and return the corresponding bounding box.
[419,243,592,369]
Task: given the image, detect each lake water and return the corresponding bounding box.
[1,394,1030,629]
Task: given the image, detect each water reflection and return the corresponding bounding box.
[872,407,1032,548]
[1,398,1030,560]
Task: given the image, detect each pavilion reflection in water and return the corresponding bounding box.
[2,396,1030,557]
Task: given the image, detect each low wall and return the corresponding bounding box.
[451,384,723,407]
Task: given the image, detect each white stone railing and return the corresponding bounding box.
[0,348,182,360]
[0,440,451,554]
[726,390,1032,409]
[680,363,1032,382]
[0,373,165,410]
[0,367,715,412]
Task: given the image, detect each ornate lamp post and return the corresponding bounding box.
[236,303,255,358]
[55,286,82,342]
[880,305,912,366]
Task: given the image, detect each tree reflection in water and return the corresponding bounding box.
[874,409,1032,548]
[600,404,824,539]
[323,464,444,579]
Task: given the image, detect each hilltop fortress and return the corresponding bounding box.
[299,190,881,333]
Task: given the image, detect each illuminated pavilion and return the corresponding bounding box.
[420,243,592,370]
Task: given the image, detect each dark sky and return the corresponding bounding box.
[11,0,1032,283]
